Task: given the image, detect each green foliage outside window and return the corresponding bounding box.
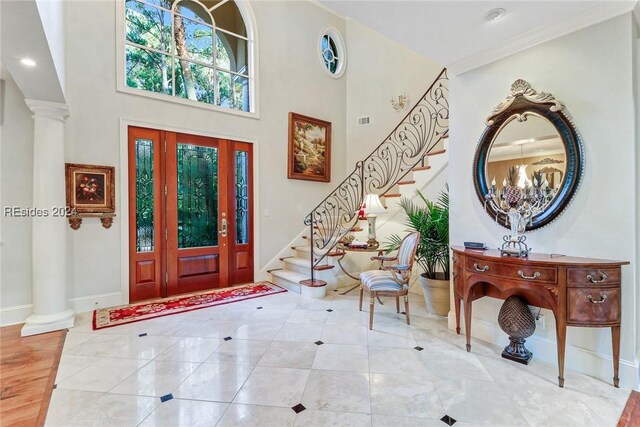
[125,0,250,112]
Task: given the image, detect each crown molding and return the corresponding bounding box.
[448,1,638,76]
[309,0,347,21]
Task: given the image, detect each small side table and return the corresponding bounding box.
[334,244,384,295]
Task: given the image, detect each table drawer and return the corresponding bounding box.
[465,257,557,283]
[567,268,621,287]
[567,287,620,325]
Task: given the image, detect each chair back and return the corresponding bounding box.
[397,232,420,269]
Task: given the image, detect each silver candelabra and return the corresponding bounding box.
[485,178,555,257]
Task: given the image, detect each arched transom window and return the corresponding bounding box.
[125,0,252,112]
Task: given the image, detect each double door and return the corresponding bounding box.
[128,126,253,303]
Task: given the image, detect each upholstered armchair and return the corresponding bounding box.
[358,232,420,330]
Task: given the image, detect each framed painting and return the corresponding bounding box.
[65,163,115,213]
[288,112,331,182]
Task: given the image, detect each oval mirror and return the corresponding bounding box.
[473,80,584,230]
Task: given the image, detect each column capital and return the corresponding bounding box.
[25,99,70,122]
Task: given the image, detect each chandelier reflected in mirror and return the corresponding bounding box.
[472,80,585,257]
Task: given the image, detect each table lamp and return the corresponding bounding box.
[362,193,386,248]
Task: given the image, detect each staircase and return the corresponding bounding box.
[269,69,449,298]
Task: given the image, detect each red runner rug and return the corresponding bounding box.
[93,281,286,330]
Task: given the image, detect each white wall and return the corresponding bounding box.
[633,16,640,378]
[61,0,347,304]
[345,19,442,168]
[449,14,639,388]
[35,0,65,96]
[0,70,34,322]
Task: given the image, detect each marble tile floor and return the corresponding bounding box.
[46,289,631,426]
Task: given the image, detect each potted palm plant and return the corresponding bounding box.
[387,186,450,316]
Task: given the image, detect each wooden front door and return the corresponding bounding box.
[128,126,254,303]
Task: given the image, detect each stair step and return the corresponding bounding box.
[427,148,446,157]
[383,193,401,198]
[398,180,416,185]
[412,165,431,172]
[271,269,307,283]
[292,245,311,253]
[327,251,344,257]
[266,267,282,274]
[300,279,328,288]
[282,256,334,271]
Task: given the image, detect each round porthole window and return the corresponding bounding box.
[318,28,346,78]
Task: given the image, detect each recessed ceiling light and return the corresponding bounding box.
[485,8,506,22]
[20,58,36,67]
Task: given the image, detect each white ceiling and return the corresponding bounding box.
[1,0,65,103]
[319,0,638,74]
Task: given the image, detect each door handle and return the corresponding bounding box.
[220,218,227,237]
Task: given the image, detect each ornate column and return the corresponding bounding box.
[21,100,74,337]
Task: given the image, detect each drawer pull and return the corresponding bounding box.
[587,294,607,304]
[473,262,489,272]
[587,272,608,283]
[518,270,541,280]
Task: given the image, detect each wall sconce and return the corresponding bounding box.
[390,93,408,111]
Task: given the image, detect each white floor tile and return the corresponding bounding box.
[64,393,159,426]
[110,360,200,397]
[45,291,631,427]
[312,343,369,372]
[217,404,296,427]
[173,362,253,402]
[302,370,370,413]
[56,357,148,392]
[257,341,318,369]
[138,399,228,427]
[234,366,310,407]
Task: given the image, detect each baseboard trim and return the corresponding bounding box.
[69,292,123,314]
[0,304,34,326]
[0,292,124,326]
[447,312,640,390]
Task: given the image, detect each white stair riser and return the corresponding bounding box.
[271,275,301,294]
[294,248,311,259]
[270,273,326,299]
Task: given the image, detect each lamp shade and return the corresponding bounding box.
[362,193,386,215]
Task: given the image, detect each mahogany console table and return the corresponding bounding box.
[451,246,629,388]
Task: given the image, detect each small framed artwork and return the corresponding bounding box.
[65,163,115,214]
[288,112,331,182]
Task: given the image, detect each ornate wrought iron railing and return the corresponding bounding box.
[303,68,449,283]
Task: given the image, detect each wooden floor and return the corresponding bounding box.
[618,390,640,427]
[0,325,67,427]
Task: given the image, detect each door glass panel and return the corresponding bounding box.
[177,144,218,248]
[235,150,249,244]
[135,138,155,252]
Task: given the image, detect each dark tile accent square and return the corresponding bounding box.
[53,384,57,389]
[256,306,263,310]
[314,341,324,346]
[326,309,333,312]
[414,346,424,351]
[291,403,306,414]
[160,393,174,403]
[333,289,339,292]
[224,336,233,341]
[440,415,456,425]
[138,333,148,337]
